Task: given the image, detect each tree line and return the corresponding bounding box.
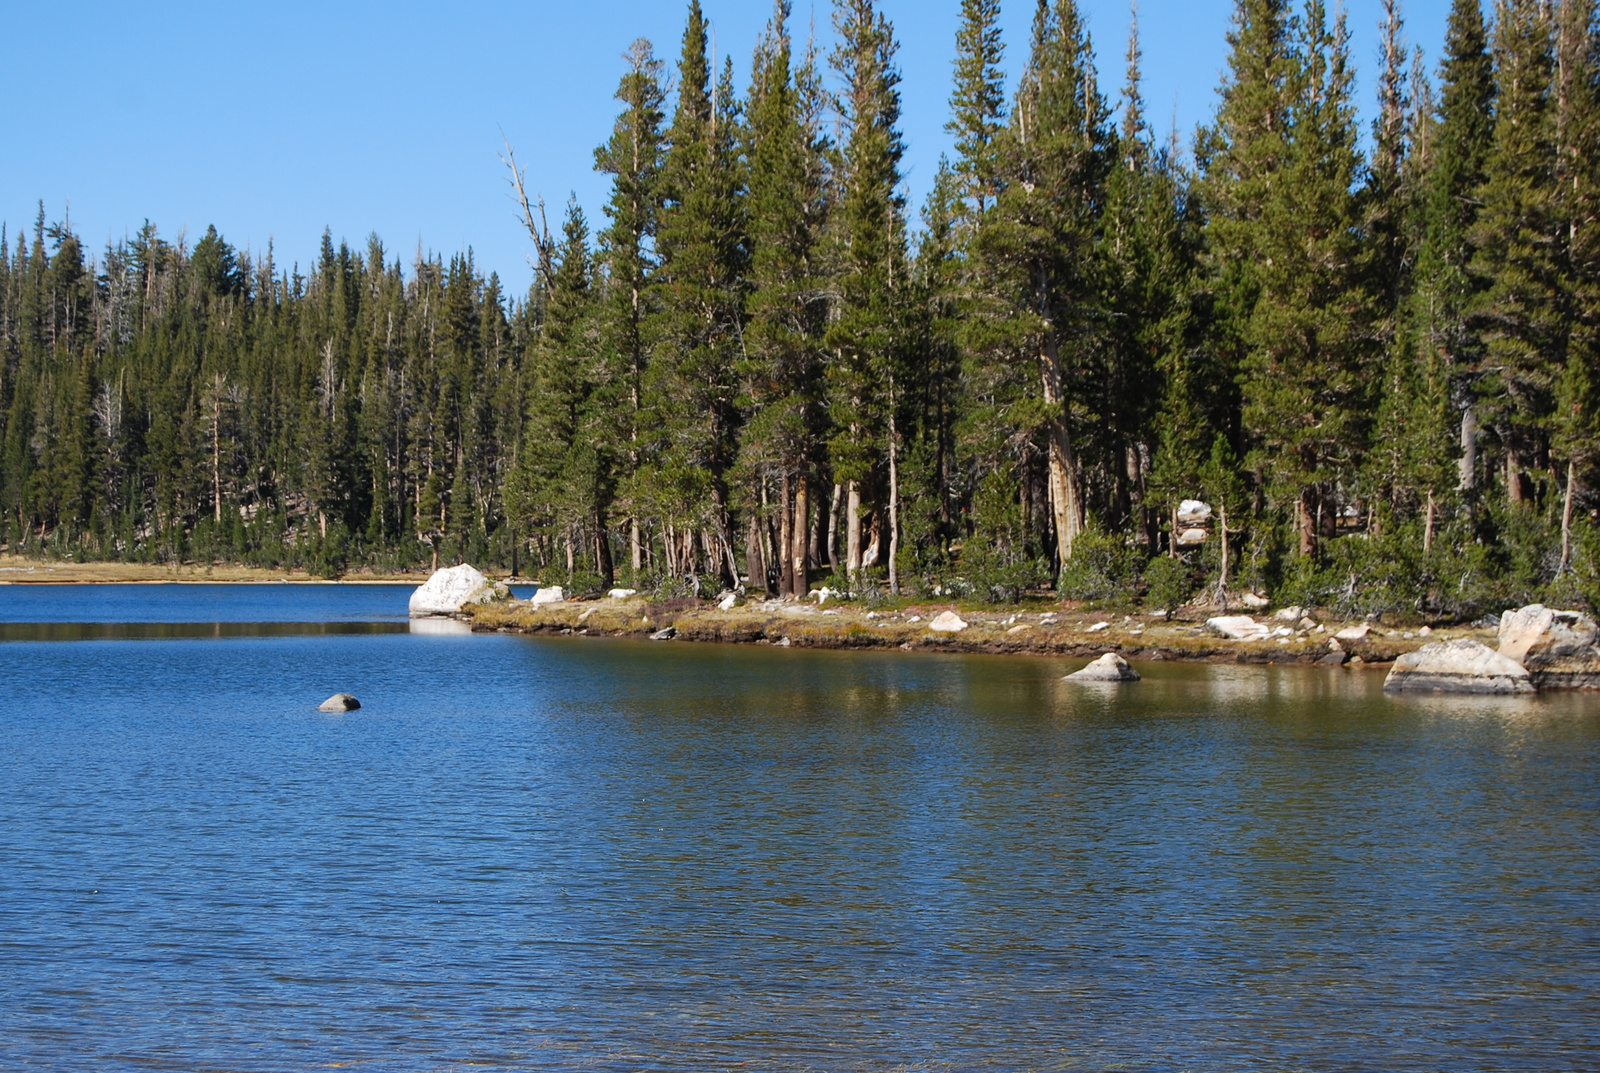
[7,0,1600,616]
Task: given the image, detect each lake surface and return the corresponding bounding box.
[1,584,1596,1071]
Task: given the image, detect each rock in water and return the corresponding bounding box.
[319,693,361,712]
[650,627,676,641]
[1065,653,1141,682]
[408,564,508,616]
[1206,615,1270,641]
[928,611,968,633]
[1499,603,1600,688]
[1383,639,1535,695]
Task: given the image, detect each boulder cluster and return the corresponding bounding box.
[1383,604,1600,695]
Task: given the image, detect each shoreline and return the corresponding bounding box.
[467,596,1490,667]
[0,555,435,585]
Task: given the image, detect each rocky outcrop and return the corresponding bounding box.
[318,693,361,712]
[928,611,968,633]
[409,565,509,616]
[1382,639,1535,695]
[1206,615,1270,641]
[1499,604,1600,688]
[1065,653,1141,682]
[1177,499,1213,527]
[530,586,566,605]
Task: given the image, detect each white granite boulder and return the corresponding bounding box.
[1065,653,1141,682]
[408,565,508,616]
[1206,615,1271,641]
[1176,499,1213,527]
[1239,592,1270,610]
[318,693,361,712]
[1499,603,1600,688]
[1382,639,1535,695]
[1335,623,1372,642]
[928,611,968,633]
[530,585,566,605]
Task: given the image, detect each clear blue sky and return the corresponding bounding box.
[3,0,1454,294]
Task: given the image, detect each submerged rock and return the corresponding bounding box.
[928,611,968,633]
[1065,653,1141,682]
[408,564,508,616]
[318,693,361,712]
[1499,603,1600,688]
[1382,639,1534,695]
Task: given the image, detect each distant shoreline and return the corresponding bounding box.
[0,555,434,585]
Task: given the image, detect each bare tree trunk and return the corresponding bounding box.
[631,519,641,576]
[1507,450,1525,507]
[1459,406,1478,492]
[1561,459,1576,575]
[846,481,862,578]
[1424,492,1436,556]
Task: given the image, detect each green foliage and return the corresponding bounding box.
[1141,553,1196,616]
[1056,524,1142,605]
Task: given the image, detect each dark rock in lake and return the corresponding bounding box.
[650,627,677,641]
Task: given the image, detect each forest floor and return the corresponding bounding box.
[469,595,1496,666]
[0,555,426,583]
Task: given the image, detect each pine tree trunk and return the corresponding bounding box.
[792,476,809,597]
[1459,407,1478,491]
[1296,495,1317,557]
[1424,492,1436,556]
[1561,459,1576,575]
[1507,450,1525,507]
[846,480,862,578]
[1217,501,1230,609]
[887,374,901,597]
[631,519,641,576]
[779,472,794,596]
[1039,339,1083,564]
[746,514,765,594]
[827,484,841,570]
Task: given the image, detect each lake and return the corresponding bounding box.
[0,584,1596,1071]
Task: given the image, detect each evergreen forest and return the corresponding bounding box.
[10,0,1600,617]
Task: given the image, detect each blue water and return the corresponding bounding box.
[0,586,1597,1071]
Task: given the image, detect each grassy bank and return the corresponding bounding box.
[468,595,1494,665]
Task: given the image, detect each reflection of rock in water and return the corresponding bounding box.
[1202,665,1274,706]
[409,617,472,636]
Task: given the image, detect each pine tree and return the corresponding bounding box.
[595,38,667,582]
[947,0,1007,223]
[1239,0,1370,557]
[1556,0,1600,571]
[645,0,748,585]
[827,0,909,586]
[971,0,1111,568]
[742,1,831,596]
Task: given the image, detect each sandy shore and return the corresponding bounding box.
[468,596,1491,665]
